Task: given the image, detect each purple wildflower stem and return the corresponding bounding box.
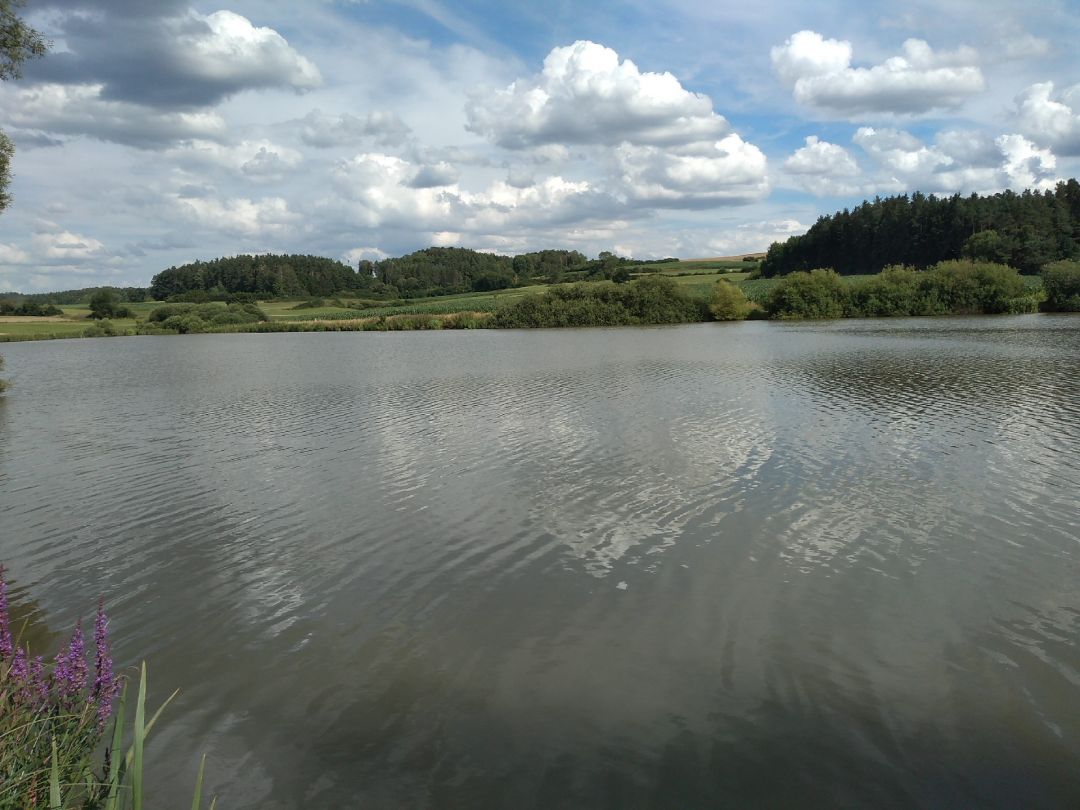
[54,621,88,709]
[10,648,27,678]
[9,646,37,706]
[92,599,117,729]
[0,564,12,660]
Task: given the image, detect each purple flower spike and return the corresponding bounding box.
[9,646,33,704]
[10,644,27,680]
[69,624,88,693]
[54,621,87,708]
[92,600,117,729]
[0,564,12,661]
[30,656,48,706]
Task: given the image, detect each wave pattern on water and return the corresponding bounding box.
[0,318,1078,808]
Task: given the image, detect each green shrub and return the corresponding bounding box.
[927,260,1036,314]
[492,277,703,328]
[766,262,1037,320]
[845,266,945,317]
[766,269,847,319]
[147,302,268,333]
[88,290,128,320]
[83,319,127,338]
[709,280,753,320]
[1041,260,1080,311]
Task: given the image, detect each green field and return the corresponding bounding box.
[0,272,852,340]
[0,266,1050,342]
[259,285,552,321]
[0,314,140,340]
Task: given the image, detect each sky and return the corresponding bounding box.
[1,0,1078,292]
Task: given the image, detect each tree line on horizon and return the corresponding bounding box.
[761,180,1080,277]
[6,248,677,304]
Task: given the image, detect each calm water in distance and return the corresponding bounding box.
[1,316,1078,808]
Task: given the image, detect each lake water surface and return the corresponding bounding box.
[1,316,1078,808]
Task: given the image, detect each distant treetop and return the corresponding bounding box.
[761,180,1080,277]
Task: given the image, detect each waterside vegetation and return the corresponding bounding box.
[2,181,1079,343]
[0,259,1075,342]
[0,565,214,809]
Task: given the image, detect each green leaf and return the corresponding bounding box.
[104,682,128,810]
[191,753,207,810]
[133,662,147,810]
[49,738,62,809]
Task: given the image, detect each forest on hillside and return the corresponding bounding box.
[761,180,1080,276]
[148,255,366,300]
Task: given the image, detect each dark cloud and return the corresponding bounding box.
[25,5,320,109]
[407,162,460,188]
[0,83,228,148]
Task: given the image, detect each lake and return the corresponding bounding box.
[1,316,1078,808]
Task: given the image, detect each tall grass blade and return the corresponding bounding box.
[49,738,62,809]
[104,683,128,810]
[133,662,147,810]
[191,753,206,810]
[142,687,179,737]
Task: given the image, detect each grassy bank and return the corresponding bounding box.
[1,262,1069,343]
[0,269,735,341]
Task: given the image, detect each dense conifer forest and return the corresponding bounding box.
[761,180,1080,277]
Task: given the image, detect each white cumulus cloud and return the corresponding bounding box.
[783,136,861,195]
[175,196,301,238]
[616,134,769,207]
[772,31,985,115]
[1014,82,1080,156]
[853,127,1058,194]
[466,40,730,148]
[176,11,321,97]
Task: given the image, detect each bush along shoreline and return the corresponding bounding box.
[1,261,1076,343]
[110,262,1080,329]
[0,565,215,809]
[763,261,1053,320]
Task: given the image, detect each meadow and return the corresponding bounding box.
[0,265,1053,342]
[0,269,736,340]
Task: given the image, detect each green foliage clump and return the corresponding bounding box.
[923,260,1036,314]
[845,266,945,317]
[2,287,147,307]
[709,280,753,320]
[150,254,367,300]
[1040,260,1080,311]
[512,250,588,283]
[144,302,268,334]
[88,290,132,320]
[963,229,1010,264]
[766,262,1038,320]
[371,247,517,297]
[493,276,705,328]
[0,299,62,316]
[83,319,129,338]
[767,269,848,319]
